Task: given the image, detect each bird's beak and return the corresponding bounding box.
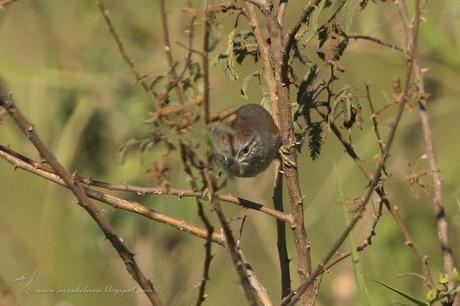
[223,157,234,169]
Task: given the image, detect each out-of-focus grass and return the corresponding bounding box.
[0,1,459,305]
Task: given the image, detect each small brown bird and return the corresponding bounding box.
[212,104,282,177]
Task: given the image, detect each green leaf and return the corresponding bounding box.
[240,71,260,99]
[425,288,437,303]
[118,138,141,164]
[439,273,449,285]
[307,122,322,160]
[233,30,258,64]
[370,278,429,306]
[452,267,460,282]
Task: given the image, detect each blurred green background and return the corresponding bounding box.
[0,1,459,305]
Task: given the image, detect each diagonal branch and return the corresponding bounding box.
[0,143,291,222]
[96,1,149,92]
[314,82,433,287]
[282,0,321,64]
[0,93,163,306]
[395,0,456,303]
[348,34,403,52]
[203,170,272,306]
[282,3,423,304]
[0,145,226,247]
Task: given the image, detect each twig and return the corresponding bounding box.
[96,1,149,92]
[242,5,295,300]
[253,1,319,302]
[356,201,384,251]
[315,105,434,286]
[348,34,403,52]
[159,0,185,104]
[0,93,163,306]
[175,40,203,56]
[202,0,211,123]
[178,146,215,306]
[272,160,291,298]
[282,0,321,66]
[365,83,386,155]
[282,2,422,303]
[277,0,288,28]
[203,170,272,306]
[395,0,456,302]
[243,3,279,120]
[0,144,291,223]
[0,145,226,247]
[195,198,214,306]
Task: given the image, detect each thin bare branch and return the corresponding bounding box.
[395,0,456,302]
[202,0,211,123]
[272,160,291,298]
[282,3,423,302]
[365,83,386,155]
[195,198,214,306]
[203,170,273,306]
[348,34,403,52]
[0,145,226,247]
[0,93,163,306]
[159,0,185,104]
[96,1,149,92]
[243,3,279,120]
[282,0,321,63]
[0,144,290,223]
[315,105,434,286]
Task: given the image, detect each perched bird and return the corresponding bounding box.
[212,103,282,177]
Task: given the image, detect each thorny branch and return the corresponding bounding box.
[395,0,457,303]
[282,0,425,303]
[242,4,291,299]
[0,145,226,247]
[201,2,272,305]
[0,93,164,306]
[96,1,149,92]
[348,34,403,52]
[314,70,434,287]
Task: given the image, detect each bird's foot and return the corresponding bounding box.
[278,148,297,168]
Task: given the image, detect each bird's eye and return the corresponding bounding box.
[241,145,250,155]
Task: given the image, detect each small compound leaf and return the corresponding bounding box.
[307,122,323,160]
[118,138,141,164]
[233,30,258,64]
